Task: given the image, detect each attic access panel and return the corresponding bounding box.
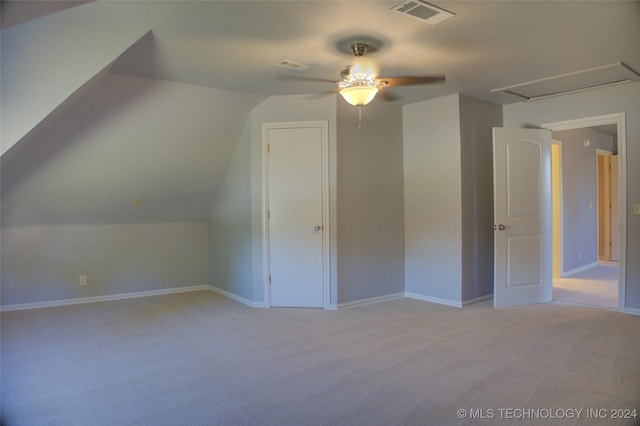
[492,63,640,101]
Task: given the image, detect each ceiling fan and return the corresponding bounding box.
[335,42,445,106]
[280,42,445,126]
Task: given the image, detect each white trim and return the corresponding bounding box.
[208,285,267,308]
[261,120,331,309]
[551,140,564,279]
[562,261,599,278]
[336,293,405,309]
[462,293,493,306]
[542,113,627,313]
[404,292,462,308]
[623,307,640,316]
[0,285,209,312]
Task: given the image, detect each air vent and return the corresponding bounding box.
[492,62,640,101]
[391,0,455,25]
[276,59,309,72]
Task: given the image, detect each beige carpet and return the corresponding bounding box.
[554,263,619,310]
[2,291,639,425]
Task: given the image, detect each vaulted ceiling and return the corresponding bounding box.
[2,1,639,226]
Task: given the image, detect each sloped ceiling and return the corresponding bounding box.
[1,1,639,226]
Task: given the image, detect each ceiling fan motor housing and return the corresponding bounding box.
[350,43,369,57]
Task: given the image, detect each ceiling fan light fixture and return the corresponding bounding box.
[349,60,377,82]
[339,85,379,106]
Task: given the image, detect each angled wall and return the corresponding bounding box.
[1,4,150,154]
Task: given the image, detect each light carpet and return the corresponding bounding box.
[554,263,619,310]
[2,292,639,425]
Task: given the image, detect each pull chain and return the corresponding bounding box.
[358,105,363,129]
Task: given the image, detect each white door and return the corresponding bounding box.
[493,127,552,307]
[265,125,325,308]
[610,155,620,261]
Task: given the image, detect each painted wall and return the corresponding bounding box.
[208,119,254,302]
[1,4,150,154]
[1,73,262,307]
[403,94,501,304]
[1,223,208,306]
[403,94,463,303]
[503,81,640,311]
[336,100,405,304]
[553,128,614,274]
[459,95,503,301]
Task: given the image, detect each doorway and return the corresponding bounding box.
[544,114,625,311]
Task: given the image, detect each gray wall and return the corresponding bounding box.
[503,81,640,311]
[336,100,405,304]
[553,128,614,273]
[403,94,501,304]
[403,94,463,302]
[208,120,254,301]
[459,95,502,301]
[1,223,208,305]
[1,3,149,153]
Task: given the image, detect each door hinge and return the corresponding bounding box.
[267,144,270,154]
[269,275,272,284]
[268,209,271,219]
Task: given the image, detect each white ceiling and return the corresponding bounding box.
[4,0,640,106]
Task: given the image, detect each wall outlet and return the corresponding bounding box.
[79,275,87,286]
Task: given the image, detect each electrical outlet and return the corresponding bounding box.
[634,204,640,215]
[79,275,87,286]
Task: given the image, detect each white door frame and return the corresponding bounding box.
[551,140,563,278]
[542,113,627,312]
[261,120,330,309]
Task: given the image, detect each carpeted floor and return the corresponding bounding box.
[2,291,639,425]
[553,263,619,310]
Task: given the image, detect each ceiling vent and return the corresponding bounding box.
[492,62,640,101]
[276,59,309,72]
[391,0,455,25]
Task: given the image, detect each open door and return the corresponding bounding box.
[493,127,552,307]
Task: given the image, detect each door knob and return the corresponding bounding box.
[313,225,322,232]
[497,224,506,231]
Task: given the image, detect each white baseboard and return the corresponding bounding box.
[462,293,493,305]
[336,292,405,309]
[0,285,210,312]
[562,261,598,277]
[404,292,462,308]
[623,306,640,316]
[208,285,267,308]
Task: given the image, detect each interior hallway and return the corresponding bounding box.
[553,262,618,310]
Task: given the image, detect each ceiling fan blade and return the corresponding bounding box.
[276,75,338,84]
[379,75,446,87]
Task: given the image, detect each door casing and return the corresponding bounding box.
[261,120,330,309]
[543,113,627,312]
